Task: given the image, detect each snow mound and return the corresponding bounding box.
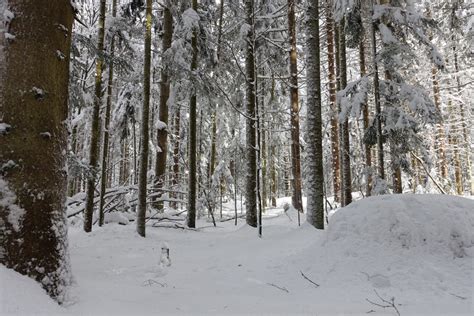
[316,194,474,299]
[326,194,474,259]
[0,266,64,315]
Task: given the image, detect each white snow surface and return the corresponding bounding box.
[2,194,473,315]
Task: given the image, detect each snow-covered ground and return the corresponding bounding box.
[2,194,473,315]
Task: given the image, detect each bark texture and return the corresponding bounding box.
[84,0,107,233]
[186,0,199,228]
[244,0,257,227]
[305,0,325,229]
[337,19,352,206]
[325,0,341,202]
[99,0,118,226]
[137,0,153,237]
[154,4,173,210]
[0,0,74,301]
[287,0,303,213]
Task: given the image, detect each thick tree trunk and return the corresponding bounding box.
[84,0,107,233]
[153,5,173,211]
[0,0,74,301]
[287,0,303,213]
[305,0,324,229]
[325,0,341,202]
[136,0,153,237]
[98,0,118,226]
[187,0,199,228]
[244,0,257,227]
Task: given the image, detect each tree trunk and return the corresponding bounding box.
[154,5,173,211]
[244,0,257,227]
[326,0,341,203]
[0,0,73,301]
[359,39,372,196]
[305,0,324,229]
[337,19,352,205]
[186,0,199,228]
[287,0,303,213]
[98,0,117,226]
[84,0,107,233]
[136,0,153,237]
[170,106,181,208]
[453,41,473,194]
[370,0,385,182]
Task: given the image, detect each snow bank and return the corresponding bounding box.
[0,266,64,315]
[317,194,474,300]
[326,194,474,259]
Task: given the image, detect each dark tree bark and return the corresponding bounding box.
[187,0,199,228]
[171,106,181,209]
[0,0,74,301]
[84,0,107,233]
[359,38,372,196]
[337,19,352,206]
[99,0,118,226]
[305,0,325,229]
[326,0,341,202]
[154,4,173,210]
[287,0,303,213]
[137,0,153,237]
[244,0,257,227]
[370,1,385,181]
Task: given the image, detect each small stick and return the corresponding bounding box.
[300,271,320,287]
[366,290,400,316]
[266,283,289,293]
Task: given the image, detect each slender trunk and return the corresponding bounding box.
[187,0,199,228]
[270,143,277,207]
[370,0,385,181]
[338,19,352,205]
[136,0,153,237]
[171,106,181,208]
[154,5,173,210]
[98,0,117,226]
[84,0,107,233]
[453,41,473,194]
[359,39,372,196]
[0,0,73,301]
[306,0,324,228]
[326,0,341,202]
[244,0,257,227]
[287,0,303,213]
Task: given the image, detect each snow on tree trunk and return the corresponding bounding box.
[287,0,304,214]
[137,0,153,237]
[0,0,74,302]
[99,0,118,226]
[325,0,341,203]
[154,4,173,211]
[305,0,325,229]
[84,0,107,233]
[337,19,353,206]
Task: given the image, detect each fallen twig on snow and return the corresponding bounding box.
[366,289,400,316]
[300,270,320,288]
[142,279,166,287]
[449,293,467,300]
[266,282,289,293]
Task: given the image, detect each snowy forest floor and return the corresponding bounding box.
[2,194,474,315]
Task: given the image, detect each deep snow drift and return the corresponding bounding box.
[1,194,473,315]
